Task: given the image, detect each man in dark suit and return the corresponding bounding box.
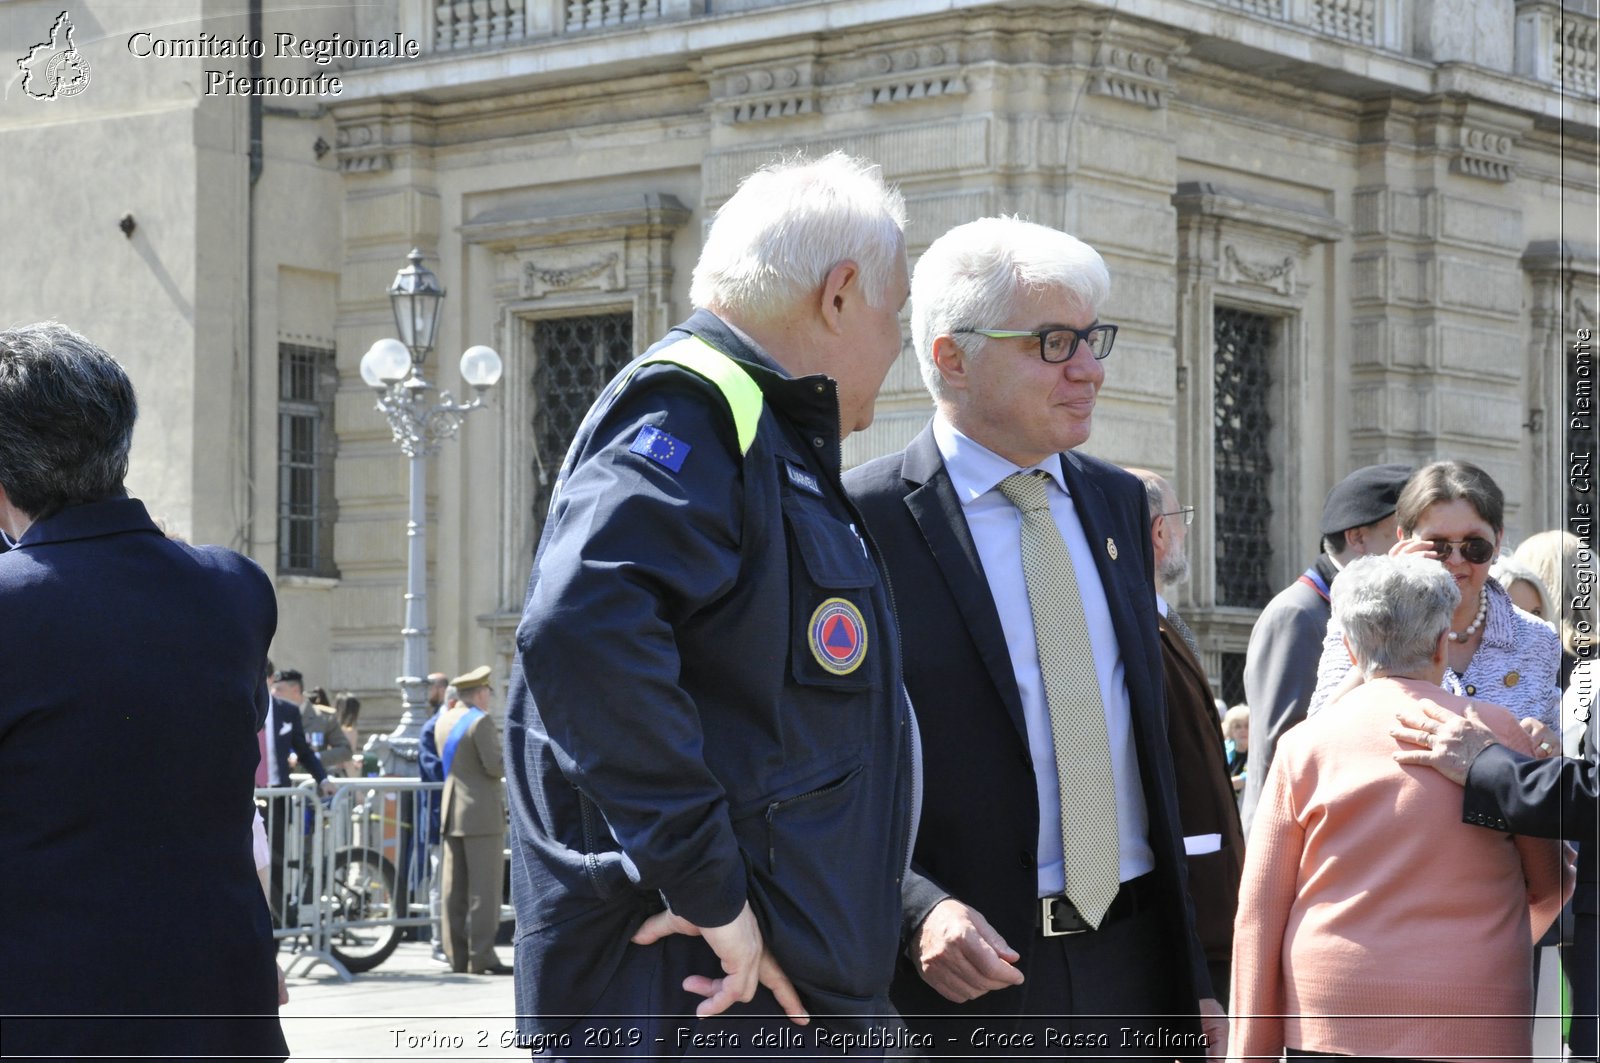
[0,322,287,1059]
[1393,698,1598,1059]
[263,662,332,788]
[260,661,333,918]
[845,218,1224,1058]
[1128,468,1245,1005]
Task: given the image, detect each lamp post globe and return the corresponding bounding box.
[459,345,503,390]
[361,338,412,388]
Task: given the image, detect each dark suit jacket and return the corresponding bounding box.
[1466,740,1597,915]
[0,496,286,1059]
[844,423,1212,1029]
[1158,614,1245,975]
[267,694,327,785]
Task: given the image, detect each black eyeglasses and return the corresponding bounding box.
[953,323,1118,363]
[1159,506,1195,526]
[1426,537,1495,565]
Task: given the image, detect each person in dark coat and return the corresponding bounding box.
[0,322,287,1060]
[1128,468,1246,1006]
[505,153,916,1055]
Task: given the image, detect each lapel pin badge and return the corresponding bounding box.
[1106,537,1118,561]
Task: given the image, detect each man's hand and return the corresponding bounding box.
[1199,997,1227,1061]
[276,963,289,1006]
[911,898,1024,1003]
[1391,702,1500,784]
[318,779,339,797]
[631,902,809,1025]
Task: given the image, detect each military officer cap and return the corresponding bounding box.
[451,665,492,691]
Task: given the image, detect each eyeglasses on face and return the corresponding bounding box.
[1159,506,1195,526]
[953,323,1118,363]
[1425,536,1494,565]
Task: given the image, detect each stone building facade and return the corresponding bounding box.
[1,0,1594,724]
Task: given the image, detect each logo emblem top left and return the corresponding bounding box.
[18,12,91,100]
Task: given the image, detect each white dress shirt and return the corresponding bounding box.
[263,694,280,786]
[932,415,1154,896]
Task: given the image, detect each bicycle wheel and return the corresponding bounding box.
[316,847,401,973]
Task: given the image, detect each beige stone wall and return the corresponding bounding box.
[2,0,1593,725]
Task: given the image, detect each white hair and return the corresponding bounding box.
[910,216,1110,401]
[1332,554,1461,677]
[689,152,907,325]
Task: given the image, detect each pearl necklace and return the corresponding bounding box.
[1447,585,1488,642]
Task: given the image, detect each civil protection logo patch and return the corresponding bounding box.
[807,597,868,676]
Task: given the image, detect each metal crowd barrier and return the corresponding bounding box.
[256,777,462,982]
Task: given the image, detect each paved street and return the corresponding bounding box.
[280,942,521,1061]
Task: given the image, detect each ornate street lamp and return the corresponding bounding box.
[359,249,502,775]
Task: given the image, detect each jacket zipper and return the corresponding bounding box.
[763,765,863,871]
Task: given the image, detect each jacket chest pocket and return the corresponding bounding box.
[781,487,879,692]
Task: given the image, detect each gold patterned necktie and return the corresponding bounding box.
[997,470,1121,928]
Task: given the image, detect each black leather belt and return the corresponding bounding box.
[1037,873,1155,937]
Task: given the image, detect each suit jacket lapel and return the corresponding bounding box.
[1057,451,1159,687]
[900,425,1031,746]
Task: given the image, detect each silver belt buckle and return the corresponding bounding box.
[1039,896,1088,937]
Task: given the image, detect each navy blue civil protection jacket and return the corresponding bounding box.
[506,310,916,1033]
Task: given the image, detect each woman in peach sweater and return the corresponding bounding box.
[1229,554,1571,1063]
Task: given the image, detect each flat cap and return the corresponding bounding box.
[451,665,492,691]
[1321,463,1412,535]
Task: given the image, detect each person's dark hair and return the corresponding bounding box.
[272,668,304,686]
[1322,529,1348,555]
[335,692,361,729]
[1395,460,1504,536]
[308,686,331,707]
[0,322,137,519]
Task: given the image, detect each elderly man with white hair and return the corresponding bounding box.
[505,153,917,1056]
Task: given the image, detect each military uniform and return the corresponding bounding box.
[437,666,507,974]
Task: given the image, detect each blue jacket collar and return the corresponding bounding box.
[15,494,161,549]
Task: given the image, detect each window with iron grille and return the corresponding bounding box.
[1213,307,1275,608]
[278,342,338,577]
[531,312,636,523]
[1220,651,1247,709]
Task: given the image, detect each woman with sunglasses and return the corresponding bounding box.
[1306,460,1561,729]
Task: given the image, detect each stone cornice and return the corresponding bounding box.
[1522,239,1600,276]
[325,0,1590,130]
[1172,180,1346,243]
[460,192,691,248]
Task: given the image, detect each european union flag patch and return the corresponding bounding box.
[629,425,691,473]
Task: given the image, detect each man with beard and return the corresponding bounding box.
[1128,468,1244,1004]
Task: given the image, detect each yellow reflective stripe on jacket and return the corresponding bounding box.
[620,335,763,456]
